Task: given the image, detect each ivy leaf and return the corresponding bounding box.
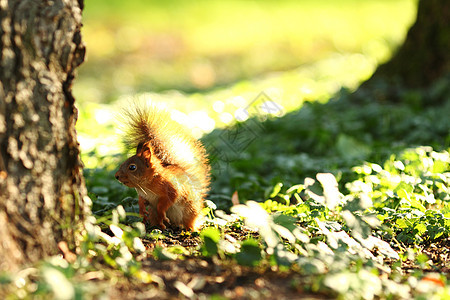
[200,227,221,257]
[317,173,341,210]
[235,239,262,267]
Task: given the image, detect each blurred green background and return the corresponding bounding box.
[74,0,417,164]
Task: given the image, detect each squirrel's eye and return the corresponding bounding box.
[129,164,137,171]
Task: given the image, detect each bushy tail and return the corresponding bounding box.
[119,102,210,195]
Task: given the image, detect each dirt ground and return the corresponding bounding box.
[108,228,450,299]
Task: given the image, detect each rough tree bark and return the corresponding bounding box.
[359,0,450,103]
[0,0,88,271]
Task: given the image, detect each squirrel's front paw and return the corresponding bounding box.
[157,215,170,230]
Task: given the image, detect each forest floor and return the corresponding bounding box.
[109,227,329,299]
[107,227,450,299]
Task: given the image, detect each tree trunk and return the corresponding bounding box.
[0,0,87,271]
[359,0,450,103]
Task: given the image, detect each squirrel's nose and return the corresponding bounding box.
[115,172,119,180]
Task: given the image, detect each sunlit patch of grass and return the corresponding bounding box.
[77,52,377,164]
[75,0,416,102]
[76,0,417,163]
[75,0,420,174]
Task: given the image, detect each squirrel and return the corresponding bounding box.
[114,103,210,231]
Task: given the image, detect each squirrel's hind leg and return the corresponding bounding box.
[182,204,203,231]
[183,218,197,231]
[155,184,177,230]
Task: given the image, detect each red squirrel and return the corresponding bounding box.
[115,104,210,231]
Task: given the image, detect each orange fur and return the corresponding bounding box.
[115,104,210,230]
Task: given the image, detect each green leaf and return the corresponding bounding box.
[432,159,449,173]
[269,182,283,198]
[200,227,221,257]
[409,197,426,212]
[317,173,341,210]
[396,218,412,229]
[286,184,304,195]
[414,223,427,235]
[426,225,446,240]
[235,239,262,267]
[153,246,179,261]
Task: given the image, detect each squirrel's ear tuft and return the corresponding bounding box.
[136,142,145,155]
[137,141,152,166]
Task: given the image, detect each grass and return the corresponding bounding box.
[76,52,383,161]
[74,0,416,102]
[75,0,417,160]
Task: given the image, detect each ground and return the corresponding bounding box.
[106,226,450,299]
